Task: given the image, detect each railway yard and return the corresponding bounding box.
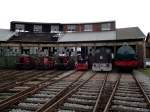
[0,70,149,112]
[0,14,149,112]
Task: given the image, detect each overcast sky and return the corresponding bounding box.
[0,0,149,35]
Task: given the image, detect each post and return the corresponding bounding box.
[143,40,146,68]
[75,46,77,62]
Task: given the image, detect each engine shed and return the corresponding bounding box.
[0,21,146,68]
[145,33,150,58]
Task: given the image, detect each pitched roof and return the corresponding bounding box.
[58,27,145,42]
[58,31,116,42]
[7,32,58,42]
[0,29,15,41]
[116,27,145,40]
[0,27,145,43]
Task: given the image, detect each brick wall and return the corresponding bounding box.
[63,21,115,32]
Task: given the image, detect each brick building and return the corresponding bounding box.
[0,21,146,66]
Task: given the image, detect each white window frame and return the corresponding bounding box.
[15,24,25,32]
[101,23,111,31]
[51,25,59,33]
[67,25,76,32]
[33,25,42,32]
[84,24,93,31]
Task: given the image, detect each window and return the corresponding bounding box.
[15,24,25,32]
[51,25,59,33]
[84,24,93,31]
[101,23,111,31]
[67,25,76,32]
[33,25,42,32]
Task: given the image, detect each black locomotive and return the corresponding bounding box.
[92,47,112,72]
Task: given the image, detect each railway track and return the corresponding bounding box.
[54,72,106,112]
[2,71,93,112]
[0,70,57,103]
[0,70,19,78]
[134,71,150,100]
[0,70,46,89]
[0,70,76,111]
[93,72,119,112]
[40,72,110,112]
[0,70,54,87]
[1,70,149,112]
[0,70,28,81]
[0,70,36,87]
[0,69,11,74]
[103,73,150,112]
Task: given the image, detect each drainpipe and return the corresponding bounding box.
[143,38,146,68]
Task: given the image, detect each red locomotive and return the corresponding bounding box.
[76,55,88,71]
[36,56,55,70]
[16,54,35,70]
[114,60,139,68]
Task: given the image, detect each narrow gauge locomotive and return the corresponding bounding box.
[16,54,35,70]
[55,54,75,70]
[92,47,112,72]
[36,56,54,70]
[114,43,139,69]
[75,55,88,71]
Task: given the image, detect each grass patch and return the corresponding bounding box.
[139,68,150,76]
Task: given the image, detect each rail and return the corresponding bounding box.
[42,73,96,112]
[92,72,108,112]
[133,73,150,106]
[103,73,121,112]
[36,71,86,112]
[103,73,150,112]
[0,71,76,111]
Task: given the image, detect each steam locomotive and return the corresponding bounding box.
[114,43,139,70]
[92,47,112,72]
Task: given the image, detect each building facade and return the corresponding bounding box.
[0,21,146,67]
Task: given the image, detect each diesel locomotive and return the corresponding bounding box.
[16,54,35,70]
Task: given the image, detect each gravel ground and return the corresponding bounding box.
[53,70,75,80]
[90,72,105,81]
[107,72,119,81]
[79,71,94,80]
[64,71,84,81]
[120,73,135,82]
